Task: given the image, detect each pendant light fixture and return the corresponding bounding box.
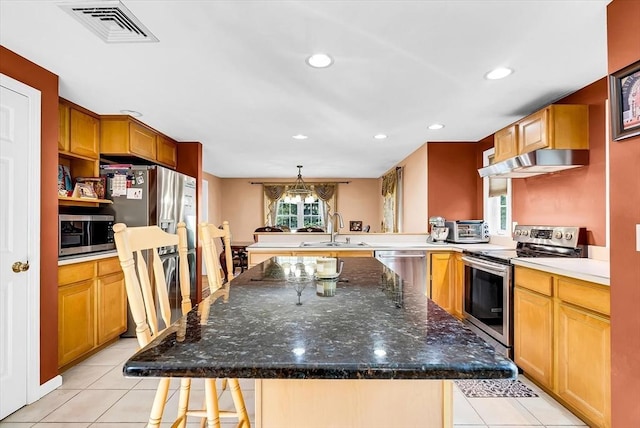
[284,165,315,204]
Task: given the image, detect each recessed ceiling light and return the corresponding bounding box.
[374,134,387,140]
[292,134,308,140]
[120,109,142,117]
[428,123,444,130]
[485,67,513,80]
[306,53,333,68]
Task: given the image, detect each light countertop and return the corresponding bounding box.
[249,240,611,286]
[248,242,508,252]
[58,250,118,266]
[511,258,610,286]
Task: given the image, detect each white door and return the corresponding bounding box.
[0,74,41,419]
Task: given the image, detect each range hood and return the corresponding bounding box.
[478,149,589,178]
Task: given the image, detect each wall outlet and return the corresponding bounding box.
[636,224,640,252]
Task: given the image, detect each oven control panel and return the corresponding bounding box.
[513,225,585,248]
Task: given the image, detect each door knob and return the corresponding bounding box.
[12,261,30,273]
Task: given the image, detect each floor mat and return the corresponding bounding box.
[454,379,539,398]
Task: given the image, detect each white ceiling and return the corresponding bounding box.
[0,0,609,178]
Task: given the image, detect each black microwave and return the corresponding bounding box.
[59,214,115,257]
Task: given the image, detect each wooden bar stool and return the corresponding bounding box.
[199,221,251,427]
[114,222,249,428]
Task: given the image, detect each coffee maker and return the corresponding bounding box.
[428,216,448,243]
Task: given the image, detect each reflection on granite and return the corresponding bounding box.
[124,257,517,380]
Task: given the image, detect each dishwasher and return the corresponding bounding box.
[374,250,427,295]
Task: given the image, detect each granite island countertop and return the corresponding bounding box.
[124,257,517,380]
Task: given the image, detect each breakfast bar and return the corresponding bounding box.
[124,257,517,427]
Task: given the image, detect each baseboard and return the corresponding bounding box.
[31,375,62,404]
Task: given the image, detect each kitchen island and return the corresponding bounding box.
[124,257,517,427]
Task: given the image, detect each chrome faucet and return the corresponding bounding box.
[328,212,344,243]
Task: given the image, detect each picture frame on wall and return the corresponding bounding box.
[610,59,640,141]
[350,220,363,232]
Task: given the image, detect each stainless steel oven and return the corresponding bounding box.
[462,255,513,355]
[461,225,587,358]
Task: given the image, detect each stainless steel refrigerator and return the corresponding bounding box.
[101,165,197,336]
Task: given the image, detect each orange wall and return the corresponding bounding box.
[475,136,494,219]
[203,172,223,226]
[428,142,479,221]
[399,143,429,232]
[0,45,59,384]
[607,0,640,425]
[511,78,608,246]
[217,177,381,242]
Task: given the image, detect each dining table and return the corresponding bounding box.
[123,256,517,427]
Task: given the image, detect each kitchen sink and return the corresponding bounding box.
[299,241,370,248]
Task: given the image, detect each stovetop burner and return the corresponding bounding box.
[463,225,587,263]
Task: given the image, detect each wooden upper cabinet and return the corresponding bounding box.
[129,121,157,160]
[58,101,99,160]
[494,104,589,160]
[58,103,70,151]
[101,116,156,161]
[518,109,548,154]
[493,125,519,162]
[101,115,178,167]
[519,104,589,155]
[157,134,177,168]
[69,108,100,159]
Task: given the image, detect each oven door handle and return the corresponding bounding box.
[461,256,510,276]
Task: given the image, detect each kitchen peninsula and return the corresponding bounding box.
[124,257,517,427]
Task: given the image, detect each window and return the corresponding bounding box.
[275,196,325,230]
[483,148,512,235]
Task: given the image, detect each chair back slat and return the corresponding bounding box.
[200,221,234,294]
[151,249,172,332]
[117,246,153,348]
[177,224,192,314]
[134,248,159,336]
[113,222,192,349]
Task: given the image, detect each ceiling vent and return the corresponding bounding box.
[59,1,158,43]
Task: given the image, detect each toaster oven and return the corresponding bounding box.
[445,220,490,243]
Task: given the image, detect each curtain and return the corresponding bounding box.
[314,183,337,225]
[262,183,338,228]
[381,168,401,233]
[263,185,285,226]
[487,154,508,197]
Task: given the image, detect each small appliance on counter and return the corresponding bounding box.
[427,216,448,243]
[445,220,490,243]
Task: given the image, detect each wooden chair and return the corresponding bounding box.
[296,226,324,232]
[253,226,284,242]
[113,222,249,428]
[199,221,251,425]
[201,221,235,291]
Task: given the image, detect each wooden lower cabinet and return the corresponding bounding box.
[96,272,127,344]
[248,251,292,267]
[556,302,611,428]
[452,253,464,318]
[514,266,610,428]
[514,287,553,388]
[58,279,95,367]
[429,252,453,313]
[58,257,127,369]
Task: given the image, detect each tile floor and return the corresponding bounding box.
[1,338,588,428]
